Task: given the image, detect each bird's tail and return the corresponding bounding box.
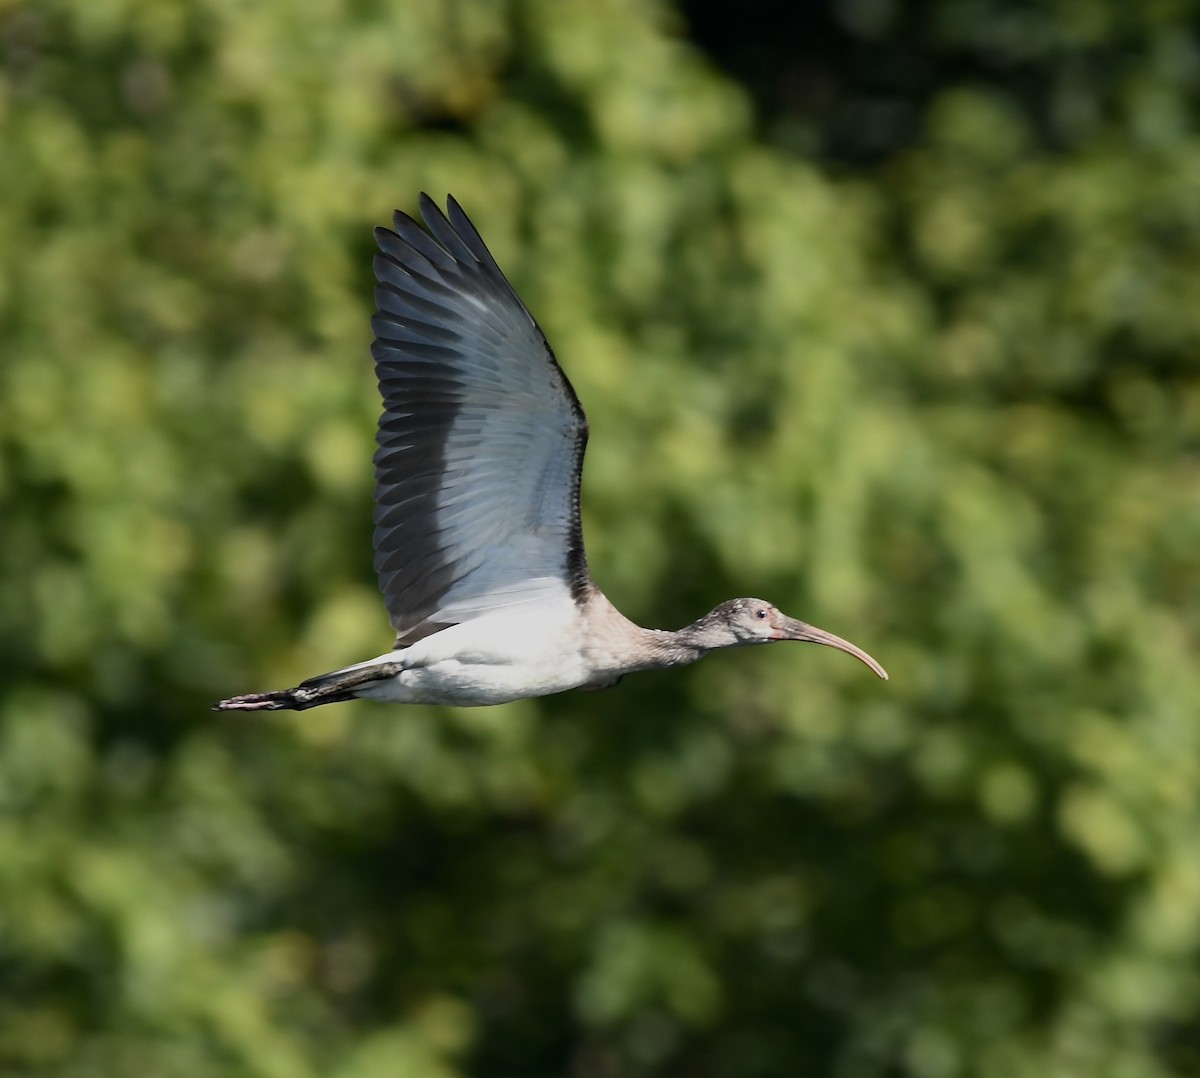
[213,660,405,713]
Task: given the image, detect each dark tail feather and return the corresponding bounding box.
[212,686,356,712]
[213,661,405,713]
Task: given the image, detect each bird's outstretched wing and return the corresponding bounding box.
[371,194,590,647]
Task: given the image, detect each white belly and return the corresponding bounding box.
[354,604,593,707]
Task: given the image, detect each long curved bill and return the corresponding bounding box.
[776,618,889,680]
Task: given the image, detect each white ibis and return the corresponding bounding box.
[215,195,887,712]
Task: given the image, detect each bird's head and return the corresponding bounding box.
[700,598,888,679]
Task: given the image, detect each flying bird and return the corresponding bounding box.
[215,195,887,711]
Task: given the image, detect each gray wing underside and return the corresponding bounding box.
[371,194,590,647]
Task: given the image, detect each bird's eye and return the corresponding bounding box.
[755,608,768,620]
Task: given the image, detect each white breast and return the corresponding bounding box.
[354,588,593,706]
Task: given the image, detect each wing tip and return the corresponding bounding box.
[418,191,450,231]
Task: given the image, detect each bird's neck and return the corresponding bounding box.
[636,626,709,669]
[582,591,709,675]
[660,609,745,658]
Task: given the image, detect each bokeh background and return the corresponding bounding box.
[3,0,1200,1074]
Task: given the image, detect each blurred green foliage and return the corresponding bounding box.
[2,0,1199,1074]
